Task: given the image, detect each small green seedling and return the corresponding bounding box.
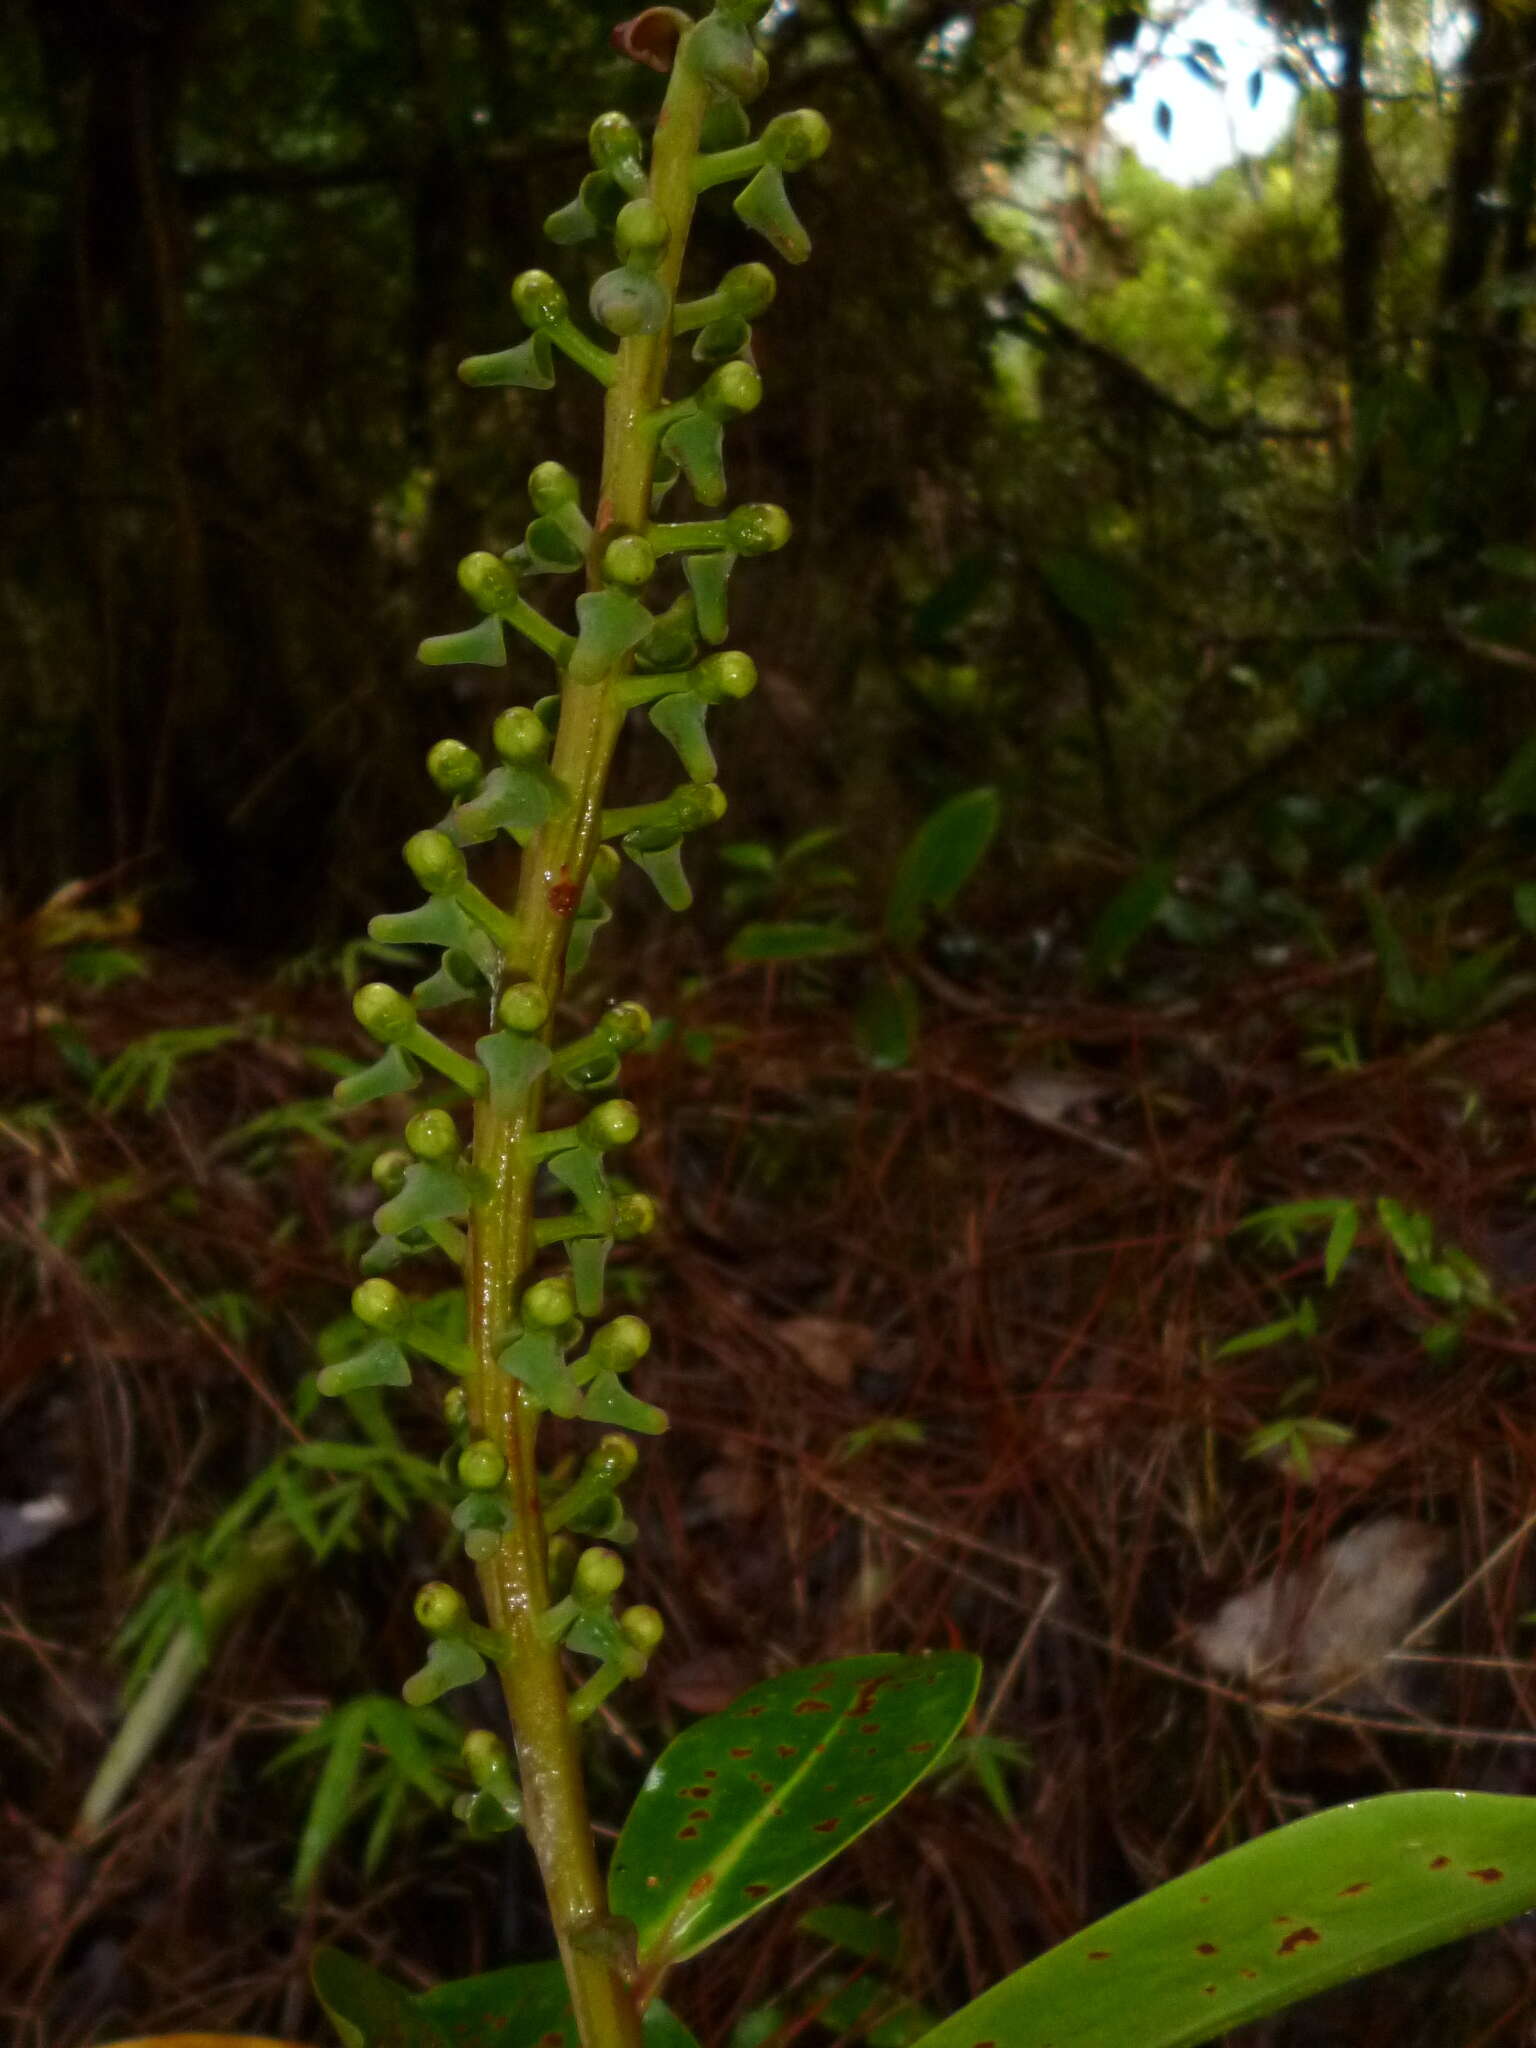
[96,10,1536,2048]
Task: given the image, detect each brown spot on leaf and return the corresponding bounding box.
[729,1747,753,1759]
[689,1809,710,1821]
[687,1872,715,1898]
[795,1700,833,1715]
[860,1720,882,1733]
[1429,1855,1452,1870]
[1242,1970,1257,1982]
[745,1883,771,1898]
[678,1826,699,1840]
[686,1785,712,1798]
[1195,1942,1218,1956]
[646,1876,659,1889]
[1470,1867,1505,1883]
[1339,1881,1371,1896]
[777,1744,799,1759]
[1202,1986,1217,1997]
[808,1672,836,1693]
[848,1673,898,1718]
[740,1705,766,1718]
[812,1817,841,1833]
[854,1794,875,1806]
[1277,1926,1321,1956]
[908,1741,934,1753]
[1086,1950,1110,1963]
[703,1769,718,1778]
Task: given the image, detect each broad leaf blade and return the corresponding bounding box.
[908,1791,1536,2048]
[313,1948,445,2048]
[418,1960,698,2048]
[884,789,1000,947]
[610,1652,980,1968]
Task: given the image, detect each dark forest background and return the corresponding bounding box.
[7,1,1536,2044]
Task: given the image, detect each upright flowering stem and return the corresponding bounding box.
[322,10,827,2047]
[465,51,712,2048]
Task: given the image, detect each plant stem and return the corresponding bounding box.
[464,39,711,2048]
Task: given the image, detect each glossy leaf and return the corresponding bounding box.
[609,1651,980,1968]
[909,1791,1536,2048]
[884,788,1000,947]
[417,1959,698,2048]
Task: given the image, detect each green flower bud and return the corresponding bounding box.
[404,829,468,897]
[415,1581,468,1634]
[586,1433,641,1485]
[491,706,550,766]
[497,981,551,1035]
[591,267,669,338]
[427,738,483,794]
[405,1107,459,1161]
[615,198,669,261]
[583,1098,639,1149]
[696,650,757,701]
[593,1314,651,1370]
[523,1275,576,1329]
[459,1440,508,1491]
[614,1193,657,1240]
[574,1545,625,1602]
[512,269,569,328]
[703,360,762,419]
[354,982,416,1044]
[443,1385,469,1429]
[529,461,581,515]
[601,533,656,588]
[353,1278,408,1331]
[673,782,728,830]
[371,1148,410,1194]
[620,1603,665,1654]
[761,108,831,171]
[721,264,776,319]
[600,1000,653,1051]
[589,111,646,192]
[462,1728,506,1778]
[725,503,791,555]
[458,550,521,614]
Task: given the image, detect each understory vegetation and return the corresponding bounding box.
[4,0,1536,2043]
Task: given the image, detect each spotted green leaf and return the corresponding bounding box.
[609,1652,980,1970]
[908,1791,1536,2048]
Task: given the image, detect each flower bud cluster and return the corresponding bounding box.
[324,2,821,1732]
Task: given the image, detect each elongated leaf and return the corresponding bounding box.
[908,1791,1536,2048]
[417,1960,698,2048]
[728,920,872,963]
[884,789,999,946]
[1083,860,1174,985]
[291,1699,370,1896]
[609,1652,980,1968]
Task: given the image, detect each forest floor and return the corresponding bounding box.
[4,925,1536,2047]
